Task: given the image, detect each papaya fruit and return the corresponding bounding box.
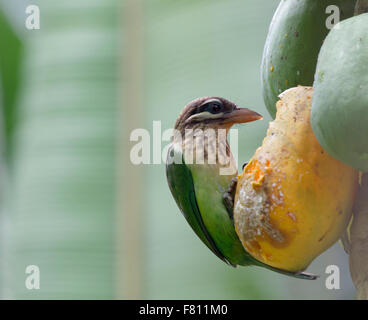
[261,0,355,118]
[311,14,368,172]
[234,86,358,272]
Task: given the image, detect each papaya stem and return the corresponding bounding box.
[355,0,368,15]
[348,0,368,300]
[350,173,368,299]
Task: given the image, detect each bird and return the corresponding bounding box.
[166,96,317,280]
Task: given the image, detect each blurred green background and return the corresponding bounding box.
[0,0,355,299]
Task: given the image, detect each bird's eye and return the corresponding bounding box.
[208,102,222,114]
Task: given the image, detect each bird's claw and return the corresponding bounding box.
[223,161,248,220]
[223,177,238,220]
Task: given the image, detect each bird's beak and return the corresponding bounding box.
[223,108,263,124]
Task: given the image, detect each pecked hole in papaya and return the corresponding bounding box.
[235,168,299,251]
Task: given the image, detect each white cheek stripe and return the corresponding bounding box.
[186,111,224,122]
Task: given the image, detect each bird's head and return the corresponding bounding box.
[174,97,262,135]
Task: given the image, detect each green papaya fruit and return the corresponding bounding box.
[311,13,368,172]
[261,0,355,118]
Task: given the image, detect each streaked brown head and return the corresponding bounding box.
[174,97,262,135]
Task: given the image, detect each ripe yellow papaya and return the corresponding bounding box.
[234,86,358,272]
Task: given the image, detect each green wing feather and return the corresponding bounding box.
[166,144,231,265]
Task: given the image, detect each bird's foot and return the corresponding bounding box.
[223,161,248,220]
[223,177,238,220]
[242,162,249,171]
